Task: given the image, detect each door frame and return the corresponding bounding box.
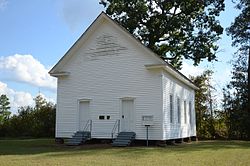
[119,97,136,132]
[77,99,91,131]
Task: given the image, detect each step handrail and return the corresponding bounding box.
[111,119,120,139]
[83,119,92,132]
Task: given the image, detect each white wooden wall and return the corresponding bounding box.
[56,19,164,139]
[55,16,196,140]
[162,72,196,140]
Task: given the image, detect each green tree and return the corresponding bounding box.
[34,94,47,110]
[33,102,56,137]
[190,70,216,139]
[32,94,56,137]
[15,106,35,137]
[0,94,11,124]
[100,0,225,69]
[223,55,248,139]
[226,0,250,112]
[0,94,56,138]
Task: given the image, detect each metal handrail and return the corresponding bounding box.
[83,119,92,132]
[111,119,120,139]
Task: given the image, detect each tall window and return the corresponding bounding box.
[189,101,192,124]
[170,95,173,123]
[177,97,181,123]
[184,101,187,124]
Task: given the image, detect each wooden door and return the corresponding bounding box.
[79,101,90,131]
[121,99,134,131]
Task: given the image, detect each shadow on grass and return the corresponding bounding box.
[0,139,250,156]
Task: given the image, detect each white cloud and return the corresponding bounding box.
[0,0,8,11]
[180,62,205,78]
[0,54,56,91]
[0,81,33,114]
[0,81,56,115]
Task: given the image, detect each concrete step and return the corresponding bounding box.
[116,136,135,139]
[66,131,91,146]
[112,132,136,147]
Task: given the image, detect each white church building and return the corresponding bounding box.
[49,12,197,145]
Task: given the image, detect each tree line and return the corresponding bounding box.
[0,94,55,138]
[192,67,248,140]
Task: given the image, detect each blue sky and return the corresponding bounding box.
[0,0,239,114]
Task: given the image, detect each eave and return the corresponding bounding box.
[49,71,70,77]
[145,64,199,90]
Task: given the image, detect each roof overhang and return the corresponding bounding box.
[145,64,199,90]
[49,71,70,77]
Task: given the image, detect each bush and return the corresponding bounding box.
[0,102,56,138]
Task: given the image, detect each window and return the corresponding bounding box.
[177,98,181,123]
[184,101,187,124]
[170,95,173,123]
[189,101,192,124]
[107,116,110,120]
[99,115,105,120]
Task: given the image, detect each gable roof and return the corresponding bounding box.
[49,12,198,90]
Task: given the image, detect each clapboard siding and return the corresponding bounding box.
[53,13,197,140]
[162,71,196,140]
[56,19,164,139]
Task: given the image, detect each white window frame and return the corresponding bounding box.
[184,100,187,124]
[177,97,181,123]
[169,94,174,123]
[189,101,192,124]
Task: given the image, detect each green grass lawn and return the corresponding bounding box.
[0,139,250,166]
